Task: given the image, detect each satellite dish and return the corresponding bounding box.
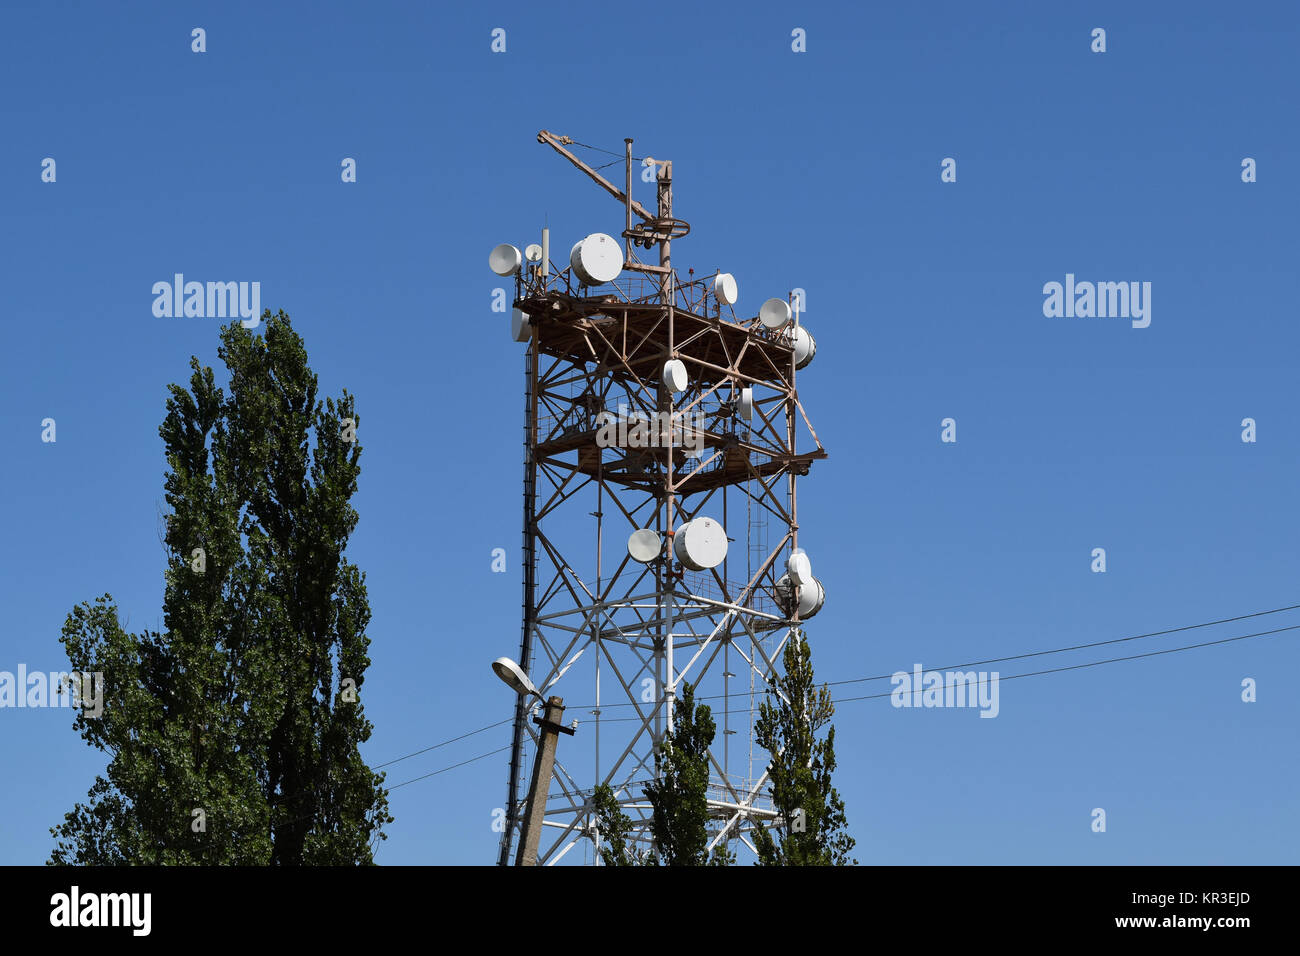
[787,548,812,586]
[792,326,817,369]
[511,308,531,343]
[489,243,522,277]
[524,243,543,263]
[628,529,662,564]
[663,359,688,393]
[739,387,753,421]
[673,517,728,571]
[569,233,623,285]
[714,273,738,306]
[759,298,792,331]
[774,573,826,619]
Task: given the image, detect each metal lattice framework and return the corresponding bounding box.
[496,132,825,865]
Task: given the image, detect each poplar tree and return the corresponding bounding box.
[49,312,391,865]
[591,681,733,865]
[590,783,636,866]
[753,632,856,865]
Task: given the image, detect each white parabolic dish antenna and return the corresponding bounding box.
[570,233,623,285]
[489,243,522,277]
[627,529,662,564]
[787,548,812,586]
[739,386,753,421]
[662,358,688,392]
[775,573,826,619]
[760,297,792,330]
[524,243,543,263]
[714,272,738,306]
[673,517,728,571]
[511,308,531,342]
[793,325,817,369]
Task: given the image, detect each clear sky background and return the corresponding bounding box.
[2,0,1297,865]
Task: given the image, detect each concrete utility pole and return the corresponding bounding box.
[515,695,574,866]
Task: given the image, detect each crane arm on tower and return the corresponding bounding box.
[537,129,656,222]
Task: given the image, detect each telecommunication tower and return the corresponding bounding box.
[491,131,827,865]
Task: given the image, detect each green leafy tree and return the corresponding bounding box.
[49,311,392,865]
[644,682,734,866]
[590,682,734,866]
[590,783,637,866]
[753,632,855,865]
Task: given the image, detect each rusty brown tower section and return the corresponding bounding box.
[496,131,825,865]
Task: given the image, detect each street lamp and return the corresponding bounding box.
[492,656,542,700]
[492,656,575,866]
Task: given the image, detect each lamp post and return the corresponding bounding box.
[492,657,575,866]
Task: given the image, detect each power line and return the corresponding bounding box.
[267,747,512,830]
[264,718,515,815]
[289,601,1300,794]
[576,620,1300,722]
[372,717,513,769]
[826,601,1300,689]
[569,601,1300,711]
[831,622,1300,705]
[387,746,513,791]
[254,606,1300,818]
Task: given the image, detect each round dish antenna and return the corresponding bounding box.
[489,243,522,276]
[774,573,826,619]
[511,308,531,343]
[759,297,792,330]
[793,326,817,369]
[569,233,623,285]
[627,529,662,564]
[663,359,688,392]
[739,387,754,421]
[787,548,812,586]
[673,517,728,571]
[714,273,738,306]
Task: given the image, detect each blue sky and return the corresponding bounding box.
[2,0,1298,865]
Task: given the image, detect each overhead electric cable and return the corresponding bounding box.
[569,601,1300,711]
[387,746,513,791]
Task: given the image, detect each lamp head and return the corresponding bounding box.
[492,657,541,699]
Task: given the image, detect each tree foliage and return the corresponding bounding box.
[591,682,733,866]
[49,312,392,865]
[590,783,637,867]
[753,632,855,865]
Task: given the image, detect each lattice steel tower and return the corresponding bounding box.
[493,131,826,865]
